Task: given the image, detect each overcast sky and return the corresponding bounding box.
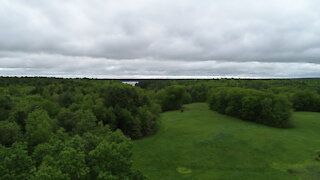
[1,0,320,78]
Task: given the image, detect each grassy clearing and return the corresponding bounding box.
[133,103,320,180]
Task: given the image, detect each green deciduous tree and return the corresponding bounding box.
[56,108,77,132]
[157,85,191,111]
[0,121,22,146]
[0,94,13,120]
[291,90,320,112]
[208,87,292,128]
[26,110,57,146]
[115,108,142,138]
[73,110,97,135]
[88,140,132,179]
[57,147,89,180]
[0,142,35,180]
[32,158,70,180]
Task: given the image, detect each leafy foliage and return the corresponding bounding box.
[291,90,320,112]
[156,85,191,111]
[26,110,57,146]
[73,110,97,135]
[0,121,22,146]
[0,94,13,120]
[208,87,292,127]
[0,77,153,180]
[0,142,35,180]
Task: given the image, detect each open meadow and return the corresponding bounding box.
[133,103,320,180]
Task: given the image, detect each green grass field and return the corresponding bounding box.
[133,103,320,180]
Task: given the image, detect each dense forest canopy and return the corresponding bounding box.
[1,77,320,179]
[0,77,159,179]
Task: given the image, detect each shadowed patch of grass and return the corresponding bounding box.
[133,103,320,180]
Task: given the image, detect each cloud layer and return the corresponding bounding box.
[1,0,320,77]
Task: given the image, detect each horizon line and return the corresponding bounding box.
[1,75,320,80]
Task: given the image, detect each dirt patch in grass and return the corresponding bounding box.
[176,167,192,174]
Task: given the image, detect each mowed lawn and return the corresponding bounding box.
[133,103,320,180]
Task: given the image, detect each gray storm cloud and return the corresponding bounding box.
[0,0,320,77]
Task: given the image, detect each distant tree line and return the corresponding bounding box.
[137,79,320,127]
[137,79,320,113]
